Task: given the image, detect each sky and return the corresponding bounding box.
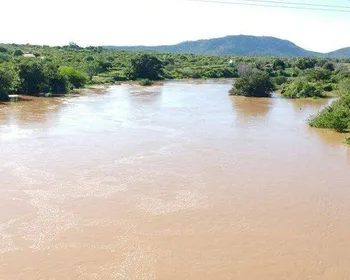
[1,0,349,53]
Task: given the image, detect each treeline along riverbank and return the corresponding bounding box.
[0,42,349,143]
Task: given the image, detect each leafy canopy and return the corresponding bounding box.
[230,71,275,97]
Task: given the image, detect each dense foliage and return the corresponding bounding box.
[139,79,154,86]
[0,42,349,101]
[0,63,17,101]
[281,78,322,98]
[230,72,274,97]
[309,93,350,132]
[126,54,163,80]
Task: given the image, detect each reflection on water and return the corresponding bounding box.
[1,81,350,280]
[290,97,333,112]
[127,85,163,106]
[231,96,273,120]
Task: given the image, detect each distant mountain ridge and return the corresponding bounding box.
[105,35,350,58]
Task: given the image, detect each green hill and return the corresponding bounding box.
[326,47,350,59]
[106,35,349,58]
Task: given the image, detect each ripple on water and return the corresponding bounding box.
[76,249,157,280]
[0,126,35,141]
[138,190,207,215]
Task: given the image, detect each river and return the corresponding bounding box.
[1,80,350,279]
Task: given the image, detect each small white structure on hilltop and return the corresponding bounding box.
[23,53,36,58]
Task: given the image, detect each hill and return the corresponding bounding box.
[326,47,350,59]
[106,35,349,58]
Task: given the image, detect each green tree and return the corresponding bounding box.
[59,66,87,88]
[281,79,322,98]
[273,59,286,70]
[84,62,100,80]
[125,54,163,80]
[323,62,335,71]
[309,93,350,132]
[230,72,275,97]
[14,49,24,56]
[18,62,68,95]
[18,62,46,94]
[0,63,18,101]
[295,58,317,70]
[43,64,69,93]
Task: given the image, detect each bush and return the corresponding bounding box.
[345,137,350,145]
[0,63,18,101]
[323,62,335,71]
[139,79,154,86]
[281,79,322,98]
[323,84,333,92]
[14,49,24,56]
[230,72,274,97]
[309,93,350,132]
[18,62,69,95]
[125,54,163,80]
[305,69,331,82]
[59,66,88,88]
[273,59,286,70]
[295,58,317,70]
[272,76,288,86]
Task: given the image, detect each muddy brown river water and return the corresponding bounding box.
[1,81,350,280]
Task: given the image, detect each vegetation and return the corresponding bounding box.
[0,41,349,102]
[59,66,87,89]
[281,78,322,98]
[0,63,17,101]
[126,54,163,80]
[139,79,154,86]
[107,35,350,58]
[309,93,350,133]
[230,72,274,97]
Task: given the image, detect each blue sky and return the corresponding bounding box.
[1,0,349,52]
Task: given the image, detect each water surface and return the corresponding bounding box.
[1,81,350,279]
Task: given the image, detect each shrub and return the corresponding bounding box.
[305,69,331,82]
[272,76,288,86]
[295,58,317,70]
[323,84,333,92]
[323,62,335,71]
[139,79,154,86]
[18,62,69,94]
[281,79,322,98]
[273,59,286,70]
[59,66,88,88]
[14,49,24,56]
[126,54,163,80]
[0,63,18,101]
[345,137,350,145]
[309,93,350,132]
[229,72,274,97]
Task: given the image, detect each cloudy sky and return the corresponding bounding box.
[1,0,349,52]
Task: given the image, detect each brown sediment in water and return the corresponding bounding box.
[0,81,349,279]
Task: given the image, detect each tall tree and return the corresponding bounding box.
[126,54,163,80]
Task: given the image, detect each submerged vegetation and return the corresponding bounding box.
[139,79,154,86]
[309,93,350,133]
[230,72,274,97]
